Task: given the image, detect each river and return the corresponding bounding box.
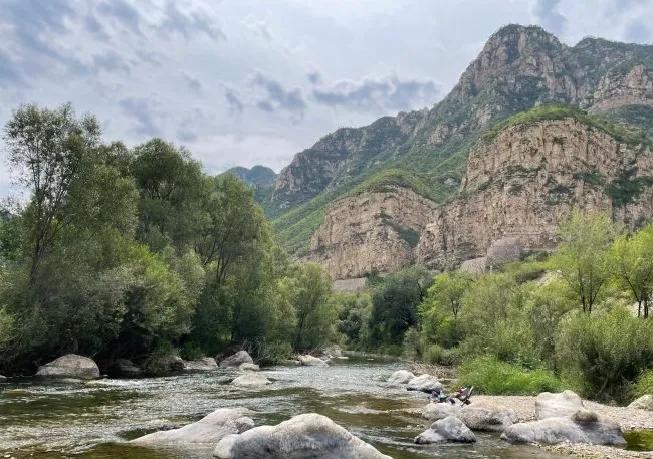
[0,356,566,458]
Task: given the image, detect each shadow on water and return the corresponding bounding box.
[1,359,569,458]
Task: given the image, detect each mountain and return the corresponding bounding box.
[222,165,277,188]
[263,24,653,278]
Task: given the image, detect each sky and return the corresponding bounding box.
[0,0,652,196]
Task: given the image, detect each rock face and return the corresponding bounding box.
[213,413,391,459]
[132,407,254,452]
[406,374,442,393]
[35,355,100,380]
[387,370,415,385]
[306,186,437,279]
[414,416,476,444]
[422,402,518,432]
[297,355,328,367]
[231,373,271,387]
[501,410,625,446]
[629,394,653,410]
[219,351,253,368]
[536,391,585,420]
[183,358,218,372]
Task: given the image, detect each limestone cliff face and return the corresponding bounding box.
[416,118,653,268]
[306,187,437,279]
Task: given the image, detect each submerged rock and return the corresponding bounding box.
[388,370,415,384]
[213,413,391,458]
[183,357,218,372]
[113,359,142,377]
[415,416,476,444]
[238,362,260,372]
[501,409,625,446]
[35,354,100,380]
[536,390,585,419]
[422,402,518,432]
[231,373,271,387]
[406,374,442,392]
[219,351,253,368]
[297,355,328,366]
[628,394,653,411]
[132,407,253,452]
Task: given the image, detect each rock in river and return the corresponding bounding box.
[183,357,218,372]
[388,370,415,384]
[415,416,476,444]
[143,355,184,376]
[535,390,585,419]
[0,375,6,381]
[132,407,254,453]
[406,374,442,392]
[231,373,271,387]
[113,359,142,377]
[628,394,653,411]
[35,354,100,380]
[213,413,391,459]
[501,409,625,446]
[238,362,260,372]
[219,351,253,368]
[422,402,518,432]
[297,355,328,366]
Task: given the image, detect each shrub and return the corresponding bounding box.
[633,370,653,398]
[422,344,458,366]
[457,356,561,395]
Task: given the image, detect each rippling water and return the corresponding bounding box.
[0,356,565,458]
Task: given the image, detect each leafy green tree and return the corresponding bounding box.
[291,262,335,350]
[336,293,372,348]
[553,211,617,314]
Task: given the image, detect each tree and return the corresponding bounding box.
[552,211,617,314]
[426,271,472,320]
[4,103,100,280]
[610,223,653,318]
[291,262,335,350]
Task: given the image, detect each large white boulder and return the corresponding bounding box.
[297,355,328,366]
[387,370,415,385]
[35,354,100,380]
[183,357,218,372]
[422,402,518,432]
[535,390,585,419]
[628,394,653,411]
[231,373,271,387]
[213,413,391,459]
[501,409,625,446]
[219,351,253,368]
[406,374,442,392]
[414,416,476,444]
[132,407,254,453]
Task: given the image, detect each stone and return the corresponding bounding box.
[132,407,254,453]
[388,370,415,384]
[414,416,477,444]
[628,394,653,411]
[219,351,253,368]
[536,390,585,420]
[35,354,100,380]
[183,357,218,372]
[0,375,7,381]
[231,373,271,387]
[143,355,184,376]
[113,359,142,377]
[406,374,442,393]
[213,413,391,459]
[501,411,625,446]
[422,402,518,432]
[297,355,328,366]
[280,359,301,366]
[238,362,260,372]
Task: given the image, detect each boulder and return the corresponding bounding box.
[486,237,522,268]
[406,374,442,393]
[213,413,391,459]
[414,416,476,444]
[231,373,271,387]
[238,363,260,372]
[143,355,185,376]
[35,354,100,380]
[281,359,301,366]
[460,257,487,274]
[297,355,328,366]
[535,390,585,420]
[219,351,253,368]
[628,394,653,411]
[132,407,254,453]
[501,410,625,446]
[183,357,218,372]
[113,359,143,377]
[422,402,518,432]
[0,375,6,381]
[387,370,415,384]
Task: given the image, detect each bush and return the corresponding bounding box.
[633,370,653,398]
[457,356,561,395]
[422,344,459,366]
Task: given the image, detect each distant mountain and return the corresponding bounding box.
[222,165,277,188]
[262,24,653,261]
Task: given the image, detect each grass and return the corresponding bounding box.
[633,369,653,398]
[457,356,561,395]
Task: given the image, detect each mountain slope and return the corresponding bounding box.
[222,165,277,187]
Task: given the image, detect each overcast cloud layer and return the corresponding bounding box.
[0,0,652,196]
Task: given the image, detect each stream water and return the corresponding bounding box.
[1,356,569,458]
